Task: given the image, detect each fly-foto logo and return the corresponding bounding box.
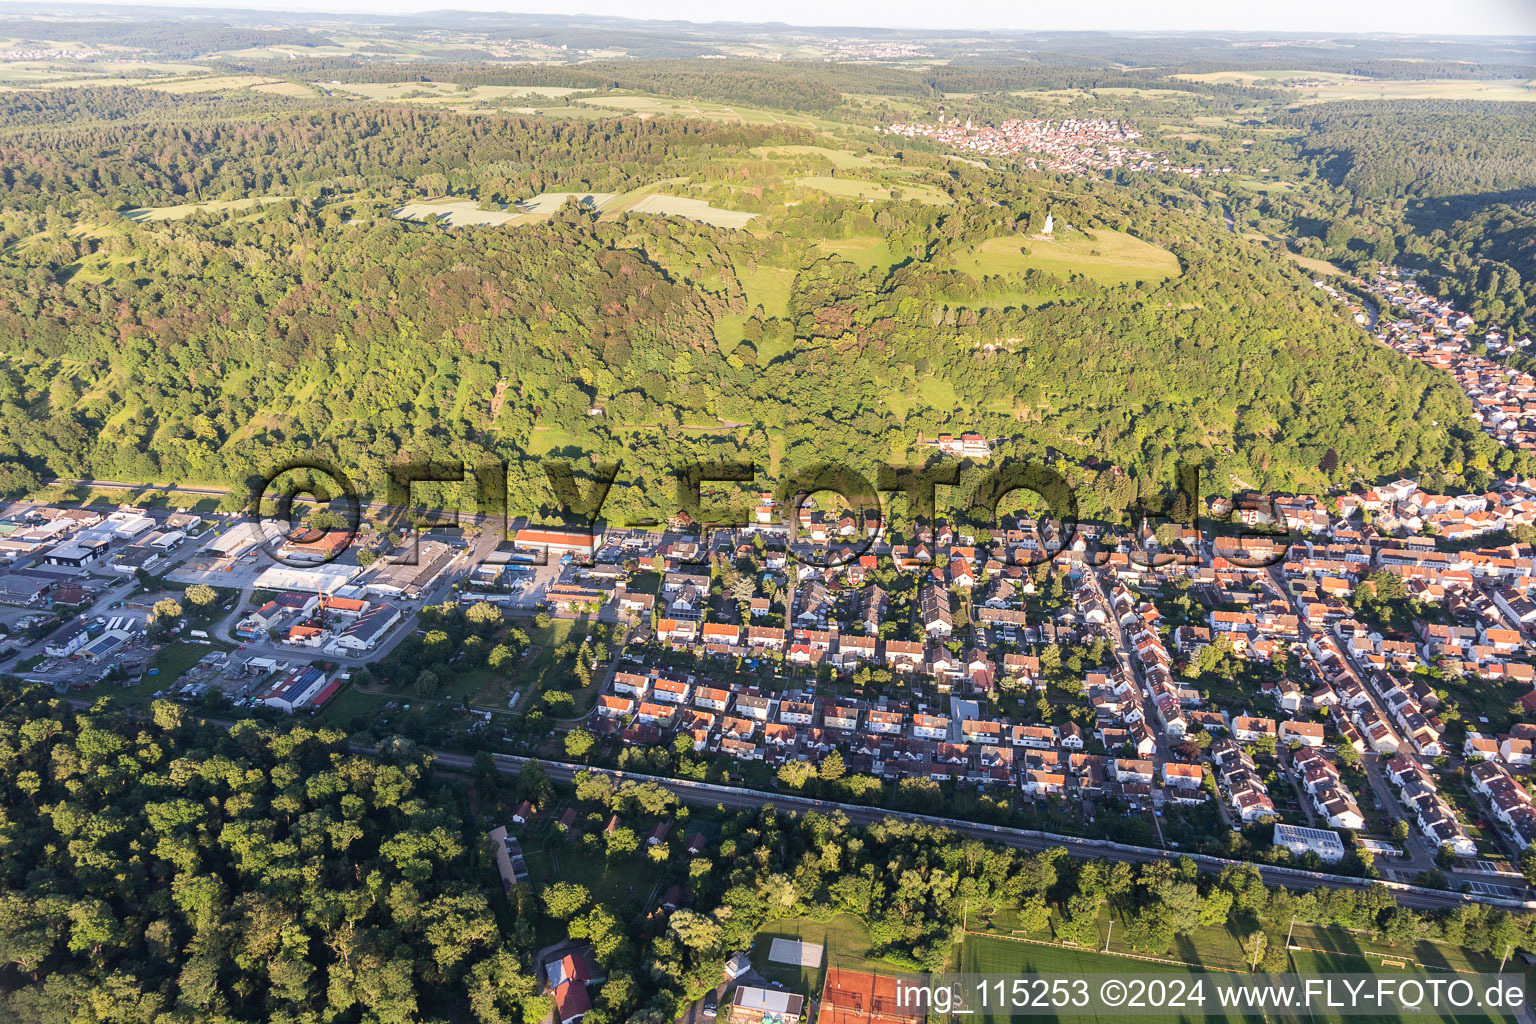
[242,457,1294,570]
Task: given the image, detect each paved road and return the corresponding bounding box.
[1,532,209,674]
[425,748,1536,913]
[61,697,1529,914]
[1263,563,1443,878]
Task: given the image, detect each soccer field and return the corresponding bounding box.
[959,935,1518,1024]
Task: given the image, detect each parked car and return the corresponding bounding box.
[702,993,718,1018]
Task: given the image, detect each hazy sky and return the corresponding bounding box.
[63,0,1536,35]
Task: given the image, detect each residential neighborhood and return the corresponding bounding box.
[15,468,1536,900]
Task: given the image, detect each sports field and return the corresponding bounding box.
[960,933,1518,1024]
[960,935,1257,1024]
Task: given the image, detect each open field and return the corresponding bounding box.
[396,191,634,226]
[737,262,797,319]
[252,81,319,98]
[0,59,210,88]
[574,93,832,128]
[518,191,620,215]
[143,74,289,93]
[753,144,888,170]
[393,198,533,227]
[812,235,901,274]
[1288,252,1348,277]
[798,175,953,206]
[123,196,291,222]
[1178,69,1359,85]
[951,229,1181,288]
[749,915,910,995]
[1178,70,1536,102]
[626,194,757,228]
[326,81,581,105]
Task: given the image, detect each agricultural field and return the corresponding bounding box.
[1178,69,1536,102]
[0,59,210,89]
[392,190,754,227]
[753,144,889,170]
[392,198,535,227]
[142,74,289,94]
[518,191,620,215]
[123,196,292,222]
[324,81,580,105]
[625,194,757,228]
[950,229,1182,289]
[573,93,836,128]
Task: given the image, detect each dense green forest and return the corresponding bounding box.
[3,687,1535,1023]
[1285,102,1536,202]
[0,89,1505,519]
[1413,197,1536,335]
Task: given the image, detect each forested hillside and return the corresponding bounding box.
[0,90,1500,518]
[1286,102,1536,202]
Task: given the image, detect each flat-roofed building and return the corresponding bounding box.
[1273,822,1346,864]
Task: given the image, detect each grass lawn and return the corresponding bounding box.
[520,826,658,941]
[122,196,291,222]
[714,313,749,355]
[797,175,952,206]
[750,915,909,997]
[466,618,585,710]
[314,684,385,726]
[960,934,1256,1024]
[1288,252,1348,277]
[753,144,888,170]
[952,230,1181,289]
[884,374,961,420]
[736,262,797,319]
[812,236,901,273]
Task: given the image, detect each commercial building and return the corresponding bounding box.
[258,665,331,712]
[514,526,604,556]
[338,603,402,651]
[1272,822,1346,864]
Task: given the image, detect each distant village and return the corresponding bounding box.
[883,115,1229,178]
[1342,269,1536,453]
